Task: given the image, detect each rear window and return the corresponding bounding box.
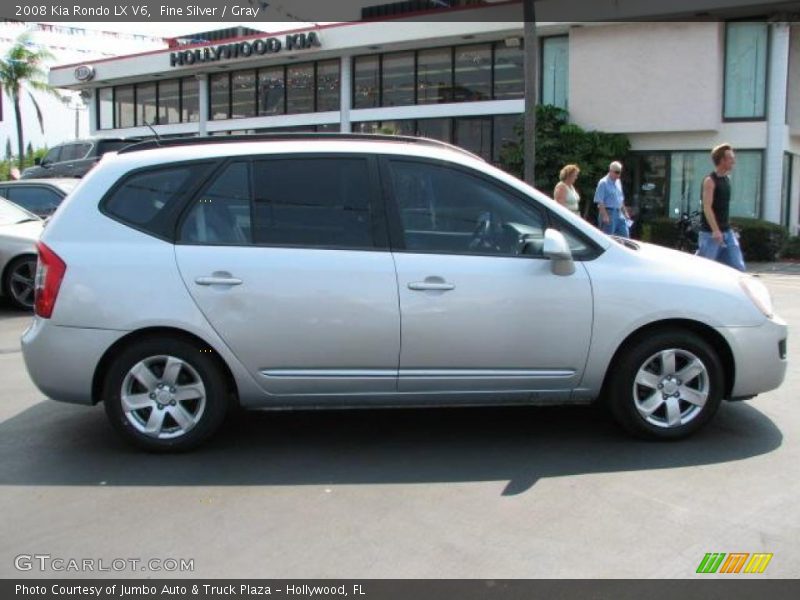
[103,164,206,233]
[97,140,136,154]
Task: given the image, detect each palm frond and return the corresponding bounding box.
[27,90,45,133]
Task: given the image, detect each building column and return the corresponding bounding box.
[83,89,96,137]
[196,73,209,137]
[339,55,352,133]
[764,22,790,224]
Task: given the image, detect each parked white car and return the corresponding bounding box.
[21,135,788,451]
[0,198,42,310]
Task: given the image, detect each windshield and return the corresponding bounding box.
[0,197,41,225]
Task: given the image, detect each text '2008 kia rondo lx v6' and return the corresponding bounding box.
[21,134,788,451]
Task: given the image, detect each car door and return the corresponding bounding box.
[58,142,92,177]
[382,157,593,397]
[174,155,401,397]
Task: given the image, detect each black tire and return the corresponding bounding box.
[606,330,724,440]
[102,337,228,452]
[3,254,37,311]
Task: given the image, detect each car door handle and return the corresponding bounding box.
[195,276,243,286]
[408,281,455,291]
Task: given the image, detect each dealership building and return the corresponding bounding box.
[48,3,800,234]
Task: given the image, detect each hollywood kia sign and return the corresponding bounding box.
[170,32,322,67]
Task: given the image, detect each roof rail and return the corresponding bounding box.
[116,132,485,161]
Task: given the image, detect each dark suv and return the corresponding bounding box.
[21,138,140,180]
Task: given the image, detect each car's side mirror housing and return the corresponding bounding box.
[543,228,575,276]
[34,157,42,166]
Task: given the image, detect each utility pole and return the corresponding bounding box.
[523,0,538,186]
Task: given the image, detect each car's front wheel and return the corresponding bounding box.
[607,330,724,439]
[102,337,229,452]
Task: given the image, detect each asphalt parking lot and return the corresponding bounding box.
[0,271,797,579]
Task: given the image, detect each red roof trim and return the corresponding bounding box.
[51,1,521,71]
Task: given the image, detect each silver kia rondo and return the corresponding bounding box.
[21,135,788,451]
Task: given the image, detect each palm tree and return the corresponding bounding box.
[0,33,65,168]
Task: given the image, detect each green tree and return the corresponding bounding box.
[0,33,65,168]
[500,105,631,217]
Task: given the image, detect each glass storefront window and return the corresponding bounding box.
[541,36,569,109]
[454,44,492,102]
[669,150,762,219]
[210,73,230,120]
[258,66,285,116]
[287,63,315,114]
[353,121,381,133]
[316,60,341,112]
[136,82,156,127]
[493,43,524,99]
[417,47,453,104]
[353,55,380,108]
[724,22,768,119]
[416,118,452,142]
[115,85,134,128]
[181,77,199,123]
[98,87,113,129]
[454,117,492,160]
[231,70,256,119]
[157,79,180,125]
[378,120,416,135]
[382,52,415,107]
[492,114,521,164]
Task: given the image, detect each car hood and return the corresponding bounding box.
[623,238,747,284]
[0,220,44,242]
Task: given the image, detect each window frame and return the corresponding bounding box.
[539,35,569,110]
[99,159,221,242]
[174,153,390,252]
[378,155,601,260]
[722,20,770,122]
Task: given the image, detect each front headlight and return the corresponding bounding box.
[739,276,773,318]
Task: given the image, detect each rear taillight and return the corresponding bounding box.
[34,242,66,319]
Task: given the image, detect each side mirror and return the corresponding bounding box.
[543,228,575,276]
[34,157,42,166]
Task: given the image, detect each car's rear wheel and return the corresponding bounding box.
[607,330,724,439]
[102,337,228,452]
[3,255,37,310]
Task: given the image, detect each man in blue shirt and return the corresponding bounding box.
[594,161,630,238]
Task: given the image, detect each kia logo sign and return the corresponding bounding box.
[74,65,95,82]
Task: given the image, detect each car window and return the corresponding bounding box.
[43,147,61,164]
[60,143,92,161]
[104,165,205,232]
[98,140,135,154]
[252,157,373,248]
[5,186,63,215]
[387,159,545,256]
[180,162,252,245]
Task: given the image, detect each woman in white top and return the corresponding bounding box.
[553,164,581,216]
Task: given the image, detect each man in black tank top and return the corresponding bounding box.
[695,143,746,271]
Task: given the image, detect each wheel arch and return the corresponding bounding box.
[600,318,736,401]
[91,326,239,408]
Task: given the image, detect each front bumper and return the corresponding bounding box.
[716,315,788,399]
[21,317,124,405]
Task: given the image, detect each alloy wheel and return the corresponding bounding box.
[632,348,710,428]
[120,355,207,439]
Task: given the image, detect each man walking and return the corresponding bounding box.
[696,143,746,272]
[593,161,630,237]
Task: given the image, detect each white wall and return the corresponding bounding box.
[569,22,722,134]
